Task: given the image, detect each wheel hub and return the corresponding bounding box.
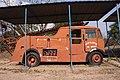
[92,54,101,63]
[31,58,35,63]
[28,57,36,63]
[95,56,99,60]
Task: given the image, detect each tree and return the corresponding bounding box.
[109,22,119,39]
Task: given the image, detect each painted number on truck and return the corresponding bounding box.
[43,49,57,56]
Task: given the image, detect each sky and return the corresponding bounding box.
[0,0,118,37]
[87,21,113,38]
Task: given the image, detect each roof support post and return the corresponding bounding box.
[105,22,110,60]
[0,21,3,38]
[68,5,73,71]
[24,8,28,67]
[13,26,15,37]
[116,3,120,34]
[105,22,108,39]
[1,28,3,38]
[96,21,99,28]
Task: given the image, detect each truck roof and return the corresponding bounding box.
[61,26,98,29]
[28,26,99,36]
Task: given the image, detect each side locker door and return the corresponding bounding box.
[84,29,98,52]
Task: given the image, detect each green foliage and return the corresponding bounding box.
[109,23,119,39]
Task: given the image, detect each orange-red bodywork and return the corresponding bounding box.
[11,26,105,63]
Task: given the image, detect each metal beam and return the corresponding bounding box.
[24,8,28,67]
[68,5,73,71]
[96,21,99,28]
[116,3,120,34]
[100,3,120,22]
[105,22,108,39]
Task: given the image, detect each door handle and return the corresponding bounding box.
[66,34,69,37]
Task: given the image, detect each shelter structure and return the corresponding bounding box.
[0,0,120,68]
[0,1,119,24]
[103,2,120,62]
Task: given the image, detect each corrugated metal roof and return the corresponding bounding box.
[0,1,119,24]
[104,9,119,22]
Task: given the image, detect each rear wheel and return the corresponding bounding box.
[88,51,103,65]
[26,52,40,67]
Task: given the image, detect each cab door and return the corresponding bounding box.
[97,29,104,50]
[72,29,84,62]
[85,29,98,52]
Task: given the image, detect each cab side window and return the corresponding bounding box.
[72,29,81,38]
[72,29,81,44]
[86,30,96,38]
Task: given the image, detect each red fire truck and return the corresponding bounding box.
[11,26,105,67]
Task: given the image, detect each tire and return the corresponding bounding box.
[88,51,103,65]
[26,52,40,67]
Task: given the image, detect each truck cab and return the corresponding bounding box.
[11,26,105,67]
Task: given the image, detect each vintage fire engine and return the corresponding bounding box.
[11,26,105,67]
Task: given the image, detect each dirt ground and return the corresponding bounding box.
[0,51,120,80]
[0,58,119,80]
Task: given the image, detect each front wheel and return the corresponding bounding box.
[26,52,40,67]
[88,51,103,65]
